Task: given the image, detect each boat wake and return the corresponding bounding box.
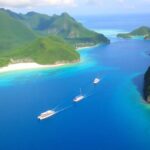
[83,82,100,98]
[38,76,102,120]
[56,105,73,114]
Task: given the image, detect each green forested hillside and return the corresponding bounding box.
[20,11,51,30]
[0,8,110,47]
[15,12,110,46]
[0,8,109,68]
[0,9,36,51]
[0,36,79,67]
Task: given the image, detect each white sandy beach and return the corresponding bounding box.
[0,63,65,73]
[77,44,100,51]
[77,46,92,50]
[0,45,96,73]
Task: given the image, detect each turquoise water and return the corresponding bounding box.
[0,16,150,150]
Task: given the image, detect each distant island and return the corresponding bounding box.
[117,26,150,39]
[0,8,110,70]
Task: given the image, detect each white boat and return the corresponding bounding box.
[38,110,56,120]
[93,77,101,84]
[73,89,85,102]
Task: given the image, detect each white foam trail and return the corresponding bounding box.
[85,91,96,98]
[52,104,62,111]
[52,100,71,111]
[53,76,103,114]
[56,105,73,114]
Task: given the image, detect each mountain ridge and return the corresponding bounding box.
[1,9,110,46]
[0,8,109,67]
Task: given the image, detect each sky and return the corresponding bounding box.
[0,0,150,15]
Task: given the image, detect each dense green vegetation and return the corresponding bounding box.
[20,12,50,30]
[0,8,109,67]
[144,67,150,102]
[0,9,36,51]
[0,36,80,67]
[117,26,150,39]
[14,11,110,46]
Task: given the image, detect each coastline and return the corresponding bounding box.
[131,72,150,104]
[0,63,66,73]
[0,44,101,74]
[77,44,100,51]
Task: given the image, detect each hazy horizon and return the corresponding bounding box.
[0,0,150,16]
[1,7,150,18]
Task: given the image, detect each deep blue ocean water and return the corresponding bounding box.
[0,15,150,150]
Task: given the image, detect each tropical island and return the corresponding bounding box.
[117,26,150,39]
[0,8,110,72]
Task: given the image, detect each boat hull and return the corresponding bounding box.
[73,95,85,102]
[38,110,56,120]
